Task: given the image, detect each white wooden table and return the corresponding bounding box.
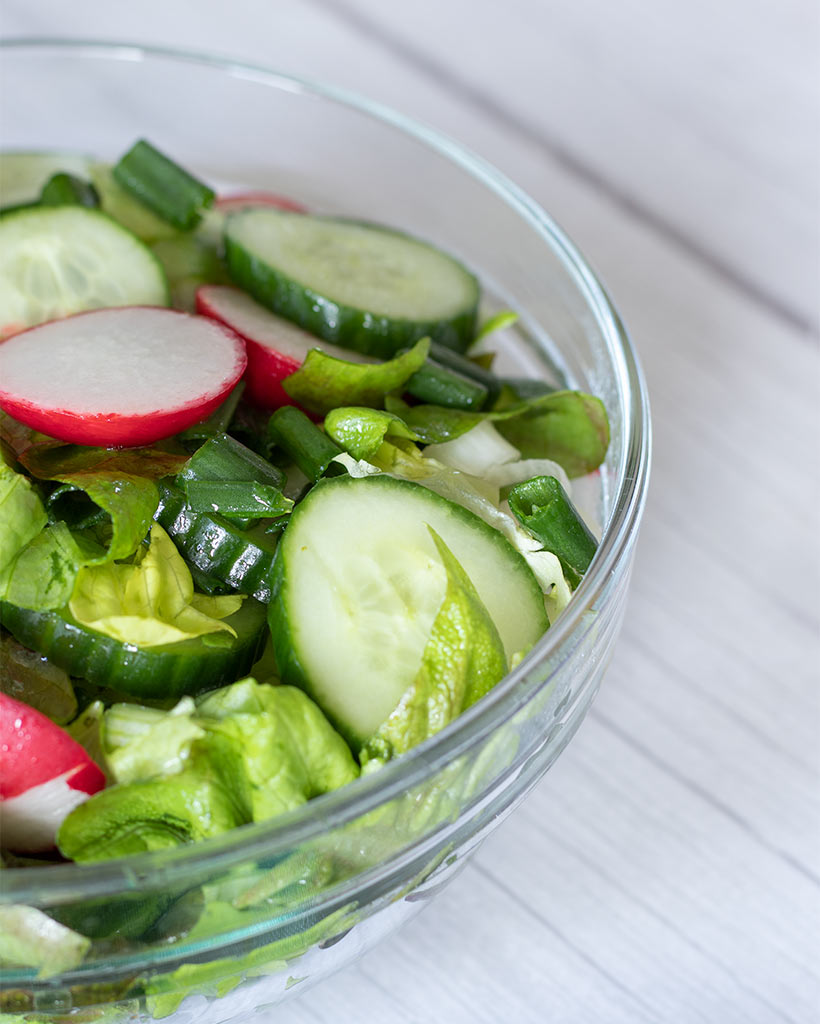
[2,3,818,1021]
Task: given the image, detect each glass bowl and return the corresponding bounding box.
[0,40,651,1023]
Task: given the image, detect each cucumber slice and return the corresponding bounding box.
[0,206,169,334]
[0,598,268,702]
[225,209,479,358]
[0,151,93,208]
[269,475,547,746]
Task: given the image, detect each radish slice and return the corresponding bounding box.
[196,285,369,409]
[0,307,247,447]
[215,191,307,214]
[0,693,105,852]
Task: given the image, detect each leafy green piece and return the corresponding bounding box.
[16,446,163,566]
[0,905,90,978]
[58,679,358,864]
[0,632,77,724]
[21,442,189,481]
[475,309,518,342]
[324,406,420,461]
[0,461,47,570]
[107,701,204,785]
[496,390,610,478]
[66,700,111,780]
[68,523,243,648]
[361,529,506,767]
[183,479,293,519]
[57,738,253,862]
[144,905,356,1019]
[0,520,80,611]
[508,475,599,588]
[283,337,430,415]
[396,389,610,477]
[197,681,359,818]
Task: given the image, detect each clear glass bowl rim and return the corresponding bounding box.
[0,37,652,903]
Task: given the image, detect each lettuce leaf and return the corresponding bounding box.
[394,389,610,477]
[283,337,430,415]
[68,523,243,648]
[0,463,82,610]
[324,406,420,461]
[360,529,507,766]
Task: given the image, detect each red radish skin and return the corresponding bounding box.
[215,191,307,215]
[196,285,370,410]
[0,307,247,447]
[0,694,105,852]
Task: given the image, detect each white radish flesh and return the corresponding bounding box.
[0,307,246,446]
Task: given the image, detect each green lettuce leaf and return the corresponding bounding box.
[19,445,171,566]
[396,389,610,477]
[57,737,253,862]
[197,680,359,818]
[58,679,358,864]
[0,632,77,724]
[68,523,243,647]
[475,309,518,342]
[20,442,189,481]
[496,390,610,478]
[361,529,506,766]
[283,337,430,415]
[0,471,80,608]
[0,461,47,572]
[324,406,420,461]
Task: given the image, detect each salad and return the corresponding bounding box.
[0,141,608,996]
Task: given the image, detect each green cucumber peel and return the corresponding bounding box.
[283,337,430,416]
[507,475,598,588]
[324,406,420,461]
[360,528,507,767]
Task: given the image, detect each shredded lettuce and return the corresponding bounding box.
[68,523,243,648]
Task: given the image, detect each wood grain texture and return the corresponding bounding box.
[1,1,818,1021]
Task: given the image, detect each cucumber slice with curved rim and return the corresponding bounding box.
[225,209,479,358]
[0,597,268,702]
[269,474,547,747]
[0,150,93,208]
[0,206,169,335]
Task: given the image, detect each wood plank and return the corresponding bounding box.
[318,0,820,329]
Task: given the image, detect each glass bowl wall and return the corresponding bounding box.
[0,41,651,1023]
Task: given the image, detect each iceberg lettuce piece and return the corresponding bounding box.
[68,523,243,648]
